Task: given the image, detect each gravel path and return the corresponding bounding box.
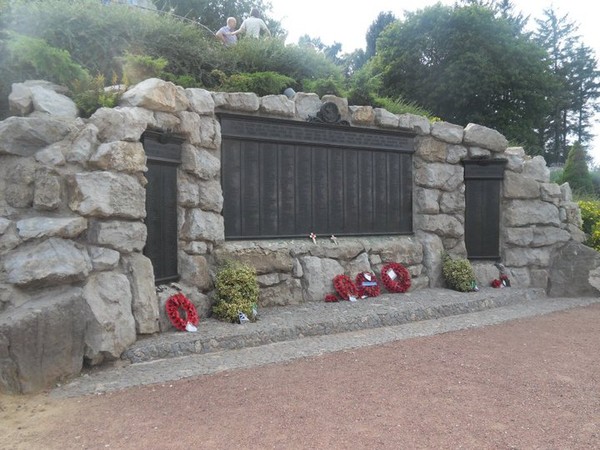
[1,300,599,449]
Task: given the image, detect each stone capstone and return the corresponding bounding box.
[185,88,216,115]
[120,78,190,112]
[349,105,375,125]
[4,238,92,287]
[212,92,259,112]
[292,93,321,120]
[83,272,136,364]
[463,123,508,152]
[430,121,463,144]
[374,108,399,128]
[260,95,295,116]
[397,113,431,135]
[68,171,146,219]
[29,85,78,118]
[0,287,85,394]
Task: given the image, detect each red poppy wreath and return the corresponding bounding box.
[355,271,380,298]
[380,262,411,293]
[166,292,199,331]
[333,274,359,300]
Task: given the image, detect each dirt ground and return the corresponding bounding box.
[1,304,599,450]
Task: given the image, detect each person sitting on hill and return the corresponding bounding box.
[215,17,238,46]
[232,8,271,39]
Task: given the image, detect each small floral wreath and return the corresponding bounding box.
[166,292,199,331]
[380,262,411,293]
[324,293,339,303]
[355,271,380,298]
[333,274,359,300]
[491,279,502,288]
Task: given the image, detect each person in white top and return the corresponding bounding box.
[232,8,271,39]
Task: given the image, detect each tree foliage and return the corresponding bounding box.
[373,3,553,151]
[562,142,594,193]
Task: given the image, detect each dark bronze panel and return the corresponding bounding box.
[220,114,415,239]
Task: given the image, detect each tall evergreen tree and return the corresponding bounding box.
[562,142,594,193]
[365,11,396,60]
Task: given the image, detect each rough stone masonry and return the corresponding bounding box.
[0,78,598,394]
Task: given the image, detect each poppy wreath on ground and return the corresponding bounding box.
[324,293,339,303]
[166,292,199,331]
[491,279,502,288]
[380,262,411,293]
[333,274,359,300]
[355,271,380,298]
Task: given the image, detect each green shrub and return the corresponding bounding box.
[219,71,295,97]
[578,199,600,251]
[301,76,346,98]
[212,261,259,323]
[71,73,125,118]
[442,253,477,292]
[120,53,168,84]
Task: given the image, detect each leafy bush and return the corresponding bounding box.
[212,261,259,323]
[578,199,600,251]
[442,253,476,292]
[302,76,347,98]
[71,73,125,118]
[120,53,168,84]
[219,71,295,97]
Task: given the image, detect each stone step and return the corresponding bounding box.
[122,287,547,364]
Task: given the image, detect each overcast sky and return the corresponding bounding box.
[269,0,600,164]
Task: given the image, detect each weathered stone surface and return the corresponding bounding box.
[83,272,136,364]
[258,276,303,306]
[33,167,62,210]
[68,171,146,219]
[397,113,431,135]
[0,218,11,235]
[431,121,463,144]
[0,116,74,157]
[178,252,213,291]
[446,144,468,164]
[349,105,374,125]
[183,241,209,255]
[89,107,152,143]
[151,111,181,130]
[29,85,78,118]
[212,92,259,112]
[16,217,87,241]
[198,179,224,213]
[120,78,189,112]
[307,241,365,261]
[560,202,583,228]
[374,108,399,128]
[414,187,440,214]
[522,156,550,183]
[5,238,92,287]
[503,247,552,267]
[548,241,600,297]
[185,88,215,115]
[8,82,33,116]
[260,95,295,116]
[471,262,499,286]
[182,209,224,242]
[503,171,540,199]
[439,190,465,214]
[589,266,600,292]
[176,112,220,148]
[468,146,491,158]
[504,200,560,227]
[122,253,159,334]
[504,227,534,247]
[35,141,67,166]
[2,158,36,208]
[560,182,573,202]
[177,172,201,207]
[415,163,464,191]
[416,136,447,162]
[566,223,586,243]
[293,93,321,120]
[87,220,147,253]
[66,124,99,163]
[364,237,423,265]
[90,141,147,173]
[299,256,344,301]
[214,243,293,274]
[341,252,372,275]
[417,214,464,239]
[504,147,525,172]
[0,287,85,394]
[181,144,220,180]
[540,183,562,205]
[463,123,508,152]
[87,245,120,271]
[416,232,444,287]
[529,269,549,289]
